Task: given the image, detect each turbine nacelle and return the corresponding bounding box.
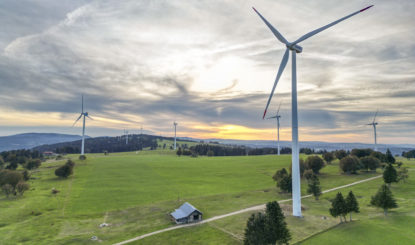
[287,43,303,53]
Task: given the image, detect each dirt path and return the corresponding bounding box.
[113,175,382,245]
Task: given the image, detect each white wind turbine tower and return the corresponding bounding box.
[173,122,178,150]
[124,129,129,145]
[367,111,378,151]
[72,95,93,155]
[253,5,374,217]
[267,101,283,155]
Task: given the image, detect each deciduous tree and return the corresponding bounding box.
[305,156,325,174]
[323,152,334,164]
[339,156,360,174]
[360,156,380,171]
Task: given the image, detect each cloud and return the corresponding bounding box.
[0,0,414,143]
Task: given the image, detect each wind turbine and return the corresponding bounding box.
[367,111,378,151]
[173,122,178,150]
[124,129,129,145]
[253,5,374,217]
[267,101,282,155]
[72,95,93,155]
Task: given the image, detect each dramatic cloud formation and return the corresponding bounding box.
[0,0,414,143]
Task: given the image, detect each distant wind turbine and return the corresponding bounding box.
[267,101,282,155]
[72,95,93,155]
[173,122,178,150]
[124,129,129,145]
[367,111,378,151]
[253,5,374,217]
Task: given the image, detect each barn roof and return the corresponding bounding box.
[171,202,202,219]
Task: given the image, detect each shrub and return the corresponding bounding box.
[305,156,325,174]
[22,170,31,181]
[0,170,23,188]
[176,147,182,157]
[65,160,75,168]
[1,184,14,197]
[79,155,87,160]
[16,181,30,195]
[25,159,41,170]
[272,168,292,193]
[182,149,192,156]
[339,156,360,174]
[55,160,75,178]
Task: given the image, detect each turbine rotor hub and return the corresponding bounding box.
[287,43,303,53]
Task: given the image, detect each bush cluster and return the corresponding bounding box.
[55,160,75,178]
[0,170,30,197]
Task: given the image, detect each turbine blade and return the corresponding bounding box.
[267,116,278,119]
[72,114,83,127]
[252,7,288,45]
[292,5,374,45]
[81,95,84,114]
[263,48,289,119]
[373,110,378,123]
[277,100,282,115]
[86,115,94,120]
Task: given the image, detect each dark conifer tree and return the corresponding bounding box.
[385,149,395,164]
[329,192,347,223]
[345,191,359,221]
[244,213,267,245]
[371,184,397,216]
[383,164,398,187]
[264,201,291,245]
[307,175,322,200]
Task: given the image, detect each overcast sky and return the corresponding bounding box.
[0,0,414,144]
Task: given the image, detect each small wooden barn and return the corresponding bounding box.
[170,202,203,224]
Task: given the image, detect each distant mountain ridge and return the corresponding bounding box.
[0,133,87,152]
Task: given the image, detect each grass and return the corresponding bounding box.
[132,158,415,245]
[0,151,413,245]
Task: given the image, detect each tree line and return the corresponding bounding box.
[33,134,185,154]
[0,149,43,170]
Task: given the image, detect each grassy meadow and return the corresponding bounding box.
[0,149,413,245]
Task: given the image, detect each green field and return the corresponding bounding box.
[0,150,413,244]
